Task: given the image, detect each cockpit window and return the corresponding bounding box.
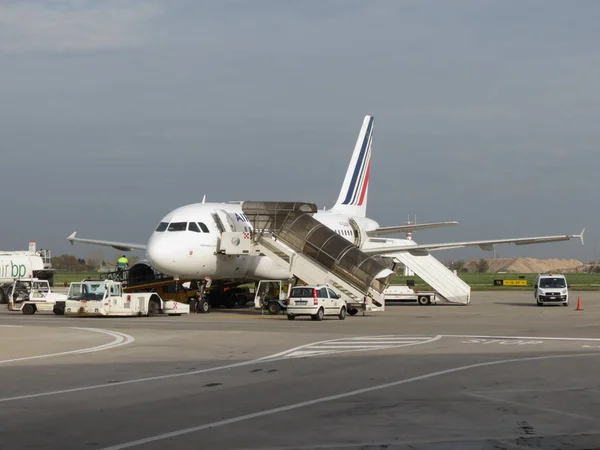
[155,222,168,232]
[168,222,187,232]
[198,222,209,233]
[188,222,201,233]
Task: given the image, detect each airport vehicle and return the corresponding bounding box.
[57,280,189,317]
[253,279,291,315]
[286,285,347,321]
[383,284,439,305]
[0,241,54,304]
[66,115,585,309]
[6,278,67,315]
[534,273,569,306]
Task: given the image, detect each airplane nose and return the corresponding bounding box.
[146,234,180,276]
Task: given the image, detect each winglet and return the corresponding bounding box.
[67,232,77,245]
[577,228,585,246]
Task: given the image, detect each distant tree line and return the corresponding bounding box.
[51,254,140,272]
[448,259,489,273]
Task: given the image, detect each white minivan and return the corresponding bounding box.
[534,273,569,306]
[286,285,347,321]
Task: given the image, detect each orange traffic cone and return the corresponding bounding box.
[576,297,583,311]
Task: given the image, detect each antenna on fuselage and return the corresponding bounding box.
[202,195,206,203]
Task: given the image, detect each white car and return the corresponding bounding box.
[534,273,569,306]
[286,285,347,321]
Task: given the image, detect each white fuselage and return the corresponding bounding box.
[145,202,383,281]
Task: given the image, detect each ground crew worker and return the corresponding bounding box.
[117,254,129,269]
[116,254,129,280]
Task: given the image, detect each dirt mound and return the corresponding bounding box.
[575,263,600,273]
[465,257,582,273]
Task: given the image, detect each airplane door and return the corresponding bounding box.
[216,209,236,232]
[211,213,225,233]
[348,218,362,247]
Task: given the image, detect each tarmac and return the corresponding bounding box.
[1,291,599,450]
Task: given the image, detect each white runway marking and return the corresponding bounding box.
[462,339,544,345]
[257,335,442,360]
[0,334,441,404]
[1,333,597,405]
[0,327,135,364]
[0,325,23,328]
[98,351,600,450]
[447,334,600,342]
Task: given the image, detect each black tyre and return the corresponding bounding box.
[268,301,281,315]
[53,302,65,315]
[311,308,324,321]
[338,306,346,320]
[0,288,6,305]
[22,304,36,315]
[147,300,160,317]
[223,292,236,308]
[287,314,295,320]
[348,308,358,316]
[236,293,249,306]
[199,299,210,314]
[418,296,430,306]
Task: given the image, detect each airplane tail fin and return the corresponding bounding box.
[331,115,374,218]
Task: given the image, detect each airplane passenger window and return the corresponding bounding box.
[198,222,209,233]
[188,222,201,233]
[155,222,168,232]
[168,222,187,232]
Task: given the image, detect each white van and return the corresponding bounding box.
[534,273,569,306]
[286,285,347,321]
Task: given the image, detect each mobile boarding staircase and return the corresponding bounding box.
[393,250,471,304]
[374,241,471,305]
[219,201,395,313]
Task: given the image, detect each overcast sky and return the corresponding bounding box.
[0,0,597,263]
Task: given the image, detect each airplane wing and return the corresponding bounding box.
[362,229,585,256]
[66,232,146,252]
[366,221,459,237]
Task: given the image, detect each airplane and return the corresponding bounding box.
[67,115,584,306]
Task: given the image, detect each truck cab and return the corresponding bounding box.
[534,273,569,306]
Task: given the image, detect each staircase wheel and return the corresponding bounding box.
[418,296,431,306]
